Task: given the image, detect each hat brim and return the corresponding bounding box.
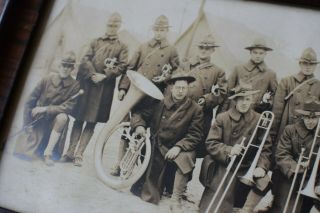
[198,44,220,48]
[295,109,320,116]
[167,76,196,84]
[245,46,273,51]
[298,58,320,64]
[229,90,260,100]
[61,61,76,65]
[152,25,171,29]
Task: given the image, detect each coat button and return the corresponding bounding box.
[295,102,300,105]
[232,131,237,135]
[162,116,166,119]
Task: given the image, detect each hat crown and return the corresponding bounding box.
[167,68,195,84]
[302,97,320,112]
[198,34,217,47]
[232,83,254,94]
[153,15,169,28]
[61,51,76,64]
[245,37,272,51]
[300,47,317,62]
[108,12,122,25]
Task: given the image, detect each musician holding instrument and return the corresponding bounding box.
[271,98,320,213]
[225,38,278,113]
[255,48,320,211]
[61,13,128,166]
[110,15,180,176]
[14,52,80,166]
[129,72,203,213]
[182,34,228,157]
[199,84,272,213]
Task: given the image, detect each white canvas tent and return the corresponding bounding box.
[175,7,300,79]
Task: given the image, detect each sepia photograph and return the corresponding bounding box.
[0,0,320,212]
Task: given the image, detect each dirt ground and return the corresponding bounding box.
[0,122,205,213]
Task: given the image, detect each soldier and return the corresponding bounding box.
[183,34,227,157]
[130,72,203,212]
[61,13,128,166]
[226,38,278,113]
[15,51,80,166]
[256,48,320,211]
[110,14,180,176]
[199,84,272,213]
[270,98,320,213]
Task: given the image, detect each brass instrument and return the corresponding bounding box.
[284,118,320,213]
[94,71,163,189]
[205,111,274,213]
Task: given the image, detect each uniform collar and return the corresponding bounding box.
[228,106,255,123]
[190,57,213,69]
[51,73,74,88]
[101,34,119,40]
[148,38,169,48]
[244,60,267,72]
[293,72,315,83]
[163,94,189,110]
[295,120,312,139]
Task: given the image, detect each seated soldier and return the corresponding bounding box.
[270,98,320,213]
[130,72,203,212]
[199,84,272,213]
[14,52,80,166]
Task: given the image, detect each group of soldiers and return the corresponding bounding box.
[14,11,320,213]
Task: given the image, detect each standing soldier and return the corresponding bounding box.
[15,52,80,166]
[183,34,227,157]
[271,98,320,213]
[61,13,128,166]
[110,14,180,176]
[130,72,203,212]
[226,38,278,113]
[255,47,320,212]
[199,84,272,213]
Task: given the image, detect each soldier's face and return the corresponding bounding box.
[171,80,189,100]
[235,95,253,113]
[303,116,318,130]
[153,28,168,41]
[299,61,317,76]
[59,63,74,78]
[106,23,120,36]
[198,46,215,60]
[250,49,267,64]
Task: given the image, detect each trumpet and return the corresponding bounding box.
[284,118,320,213]
[205,111,274,213]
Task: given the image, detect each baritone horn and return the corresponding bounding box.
[94,70,164,189]
[205,111,274,213]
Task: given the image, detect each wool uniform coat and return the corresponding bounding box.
[130,95,204,204]
[271,73,320,143]
[72,35,128,123]
[271,121,320,213]
[199,107,272,213]
[16,73,80,159]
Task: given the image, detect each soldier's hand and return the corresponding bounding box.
[118,89,126,101]
[253,167,266,178]
[297,161,309,173]
[197,97,205,106]
[230,144,243,156]
[262,91,272,103]
[165,146,181,161]
[91,73,106,83]
[134,126,146,138]
[152,75,166,83]
[31,106,47,117]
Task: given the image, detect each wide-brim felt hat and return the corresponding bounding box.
[245,38,273,51]
[295,97,320,116]
[298,47,320,64]
[197,34,219,48]
[61,51,76,65]
[167,70,196,84]
[228,84,260,100]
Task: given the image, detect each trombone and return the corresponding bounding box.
[284,118,320,213]
[205,111,274,213]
